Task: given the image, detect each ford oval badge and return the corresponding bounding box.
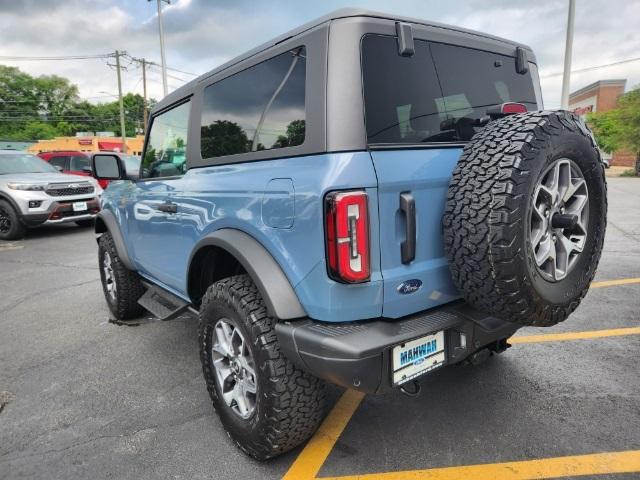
[397,279,422,295]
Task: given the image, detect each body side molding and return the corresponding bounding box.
[188,229,306,320]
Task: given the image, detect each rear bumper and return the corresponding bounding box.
[275,301,519,394]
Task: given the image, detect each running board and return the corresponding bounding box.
[138,283,189,321]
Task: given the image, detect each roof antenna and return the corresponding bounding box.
[395,22,415,57]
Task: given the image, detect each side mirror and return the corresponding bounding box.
[92,154,127,181]
[82,165,93,174]
[54,165,63,172]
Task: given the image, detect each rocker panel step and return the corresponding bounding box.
[138,283,189,321]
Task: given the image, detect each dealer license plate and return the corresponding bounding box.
[73,201,88,212]
[392,330,445,385]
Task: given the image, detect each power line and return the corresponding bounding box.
[542,56,640,78]
[0,54,115,61]
[0,52,198,77]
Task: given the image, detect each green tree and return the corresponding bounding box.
[588,87,640,176]
[0,65,151,141]
[201,120,250,158]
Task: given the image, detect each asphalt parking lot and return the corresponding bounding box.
[1,177,639,480]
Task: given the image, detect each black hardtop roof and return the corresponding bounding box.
[154,8,533,112]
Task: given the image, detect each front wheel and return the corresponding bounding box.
[0,200,27,241]
[199,274,326,460]
[98,232,145,319]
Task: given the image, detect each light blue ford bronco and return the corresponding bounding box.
[93,9,607,459]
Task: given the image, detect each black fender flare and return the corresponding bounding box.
[188,229,306,320]
[94,209,135,271]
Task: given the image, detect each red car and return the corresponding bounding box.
[38,151,109,189]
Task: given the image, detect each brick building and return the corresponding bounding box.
[569,79,635,167]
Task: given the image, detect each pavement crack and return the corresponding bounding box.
[0,258,97,271]
[0,412,207,463]
[0,279,98,314]
[607,220,640,244]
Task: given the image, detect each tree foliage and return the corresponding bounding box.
[0,65,153,141]
[588,87,640,175]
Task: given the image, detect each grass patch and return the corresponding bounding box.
[620,169,639,177]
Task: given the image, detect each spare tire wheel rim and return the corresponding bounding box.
[529,158,589,282]
[211,318,257,419]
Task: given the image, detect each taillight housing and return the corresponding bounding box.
[487,102,528,118]
[325,190,370,283]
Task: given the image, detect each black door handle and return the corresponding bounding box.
[157,202,178,214]
[400,192,416,264]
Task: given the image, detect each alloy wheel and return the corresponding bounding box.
[211,318,257,419]
[529,158,589,282]
[102,251,117,301]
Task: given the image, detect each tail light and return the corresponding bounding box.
[325,190,370,283]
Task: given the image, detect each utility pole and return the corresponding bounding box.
[560,0,576,110]
[115,50,127,154]
[150,0,170,97]
[141,58,148,134]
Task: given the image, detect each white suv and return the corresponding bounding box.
[0,150,102,240]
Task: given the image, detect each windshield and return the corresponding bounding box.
[361,35,538,144]
[0,153,59,175]
[119,154,141,172]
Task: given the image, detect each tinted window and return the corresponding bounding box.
[142,100,190,179]
[361,35,537,144]
[49,156,69,170]
[200,47,306,159]
[70,155,90,171]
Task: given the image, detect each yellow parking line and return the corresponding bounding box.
[510,326,640,344]
[282,389,365,480]
[591,277,640,288]
[318,450,640,480]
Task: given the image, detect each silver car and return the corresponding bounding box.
[0,150,103,240]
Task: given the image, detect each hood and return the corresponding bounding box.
[0,172,96,185]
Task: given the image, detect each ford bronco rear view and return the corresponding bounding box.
[92,9,607,460]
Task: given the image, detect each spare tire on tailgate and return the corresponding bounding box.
[443,111,607,327]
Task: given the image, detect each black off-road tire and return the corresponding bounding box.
[199,274,326,460]
[98,232,145,319]
[0,200,27,241]
[443,111,607,327]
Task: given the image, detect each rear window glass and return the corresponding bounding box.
[200,47,306,159]
[361,35,537,144]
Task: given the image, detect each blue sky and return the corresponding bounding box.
[1,0,638,107]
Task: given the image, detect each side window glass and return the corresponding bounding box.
[142,100,190,179]
[49,156,68,170]
[70,155,90,171]
[200,47,306,159]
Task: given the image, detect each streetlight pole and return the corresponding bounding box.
[560,0,576,110]
[150,0,170,97]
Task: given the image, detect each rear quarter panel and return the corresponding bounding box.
[180,152,384,321]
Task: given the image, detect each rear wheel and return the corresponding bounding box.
[443,111,607,327]
[98,232,145,319]
[199,274,326,460]
[0,200,26,241]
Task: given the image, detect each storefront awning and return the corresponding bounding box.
[98,141,123,152]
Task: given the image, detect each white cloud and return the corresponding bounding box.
[0,0,638,108]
